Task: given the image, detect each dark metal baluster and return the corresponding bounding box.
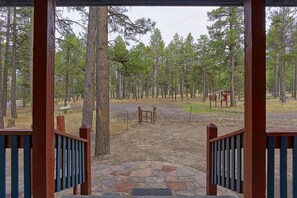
[226,138,230,189]
[75,140,79,185]
[82,142,85,183]
[0,136,5,197]
[56,135,61,192]
[62,136,66,190]
[267,136,275,198]
[293,136,297,198]
[24,136,31,198]
[71,139,75,186]
[280,136,287,198]
[214,141,217,184]
[231,136,235,191]
[11,136,18,198]
[67,137,71,188]
[222,139,225,187]
[218,140,221,186]
[78,140,82,183]
[236,134,242,193]
[211,142,215,184]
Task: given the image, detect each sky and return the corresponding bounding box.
[124,6,216,46]
[65,6,218,47]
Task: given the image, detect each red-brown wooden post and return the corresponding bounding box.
[244,0,266,197]
[32,0,56,197]
[80,125,91,195]
[153,106,157,124]
[225,92,228,107]
[206,123,217,195]
[73,186,78,195]
[138,107,142,123]
[56,115,65,133]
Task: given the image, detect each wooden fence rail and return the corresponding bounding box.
[138,106,156,124]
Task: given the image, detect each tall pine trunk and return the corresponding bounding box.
[11,7,17,119]
[95,6,110,156]
[0,37,4,128]
[155,64,159,98]
[116,71,123,99]
[293,61,297,100]
[64,46,70,106]
[279,61,286,103]
[273,63,278,97]
[29,8,34,111]
[152,64,156,98]
[82,7,97,129]
[203,69,207,102]
[230,56,236,107]
[3,8,11,117]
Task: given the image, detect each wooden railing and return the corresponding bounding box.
[55,115,91,195]
[266,130,297,198]
[206,124,244,195]
[0,129,32,198]
[207,124,297,198]
[0,116,91,198]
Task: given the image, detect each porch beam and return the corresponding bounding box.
[2,0,297,7]
[243,0,266,197]
[32,0,56,197]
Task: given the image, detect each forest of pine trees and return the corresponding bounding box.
[1,7,297,154]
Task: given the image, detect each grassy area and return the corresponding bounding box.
[4,95,297,133]
[182,95,297,115]
[3,104,128,136]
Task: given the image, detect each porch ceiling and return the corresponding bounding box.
[0,0,297,7]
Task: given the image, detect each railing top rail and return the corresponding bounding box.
[54,129,87,143]
[209,128,244,143]
[0,128,32,136]
[266,130,297,136]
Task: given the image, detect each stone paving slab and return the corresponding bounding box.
[56,161,238,197]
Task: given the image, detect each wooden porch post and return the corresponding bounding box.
[32,0,56,197]
[244,0,266,197]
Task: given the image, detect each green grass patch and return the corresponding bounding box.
[181,100,244,115]
[182,96,297,114]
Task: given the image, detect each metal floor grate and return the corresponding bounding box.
[131,188,173,196]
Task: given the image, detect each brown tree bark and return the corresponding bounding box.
[180,65,185,101]
[82,7,97,129]
[230,56,236,107]
[3,8,11,117]
[203,69,207,102]
[95,6,110,156]
[11,7,17,119]
[273,63,278,97]
[293,61,297,100]
[0,37,4,128]
[279,61,286,103]
[29,8,34,111]
[116,71,123,99]
[64,46,70,106]
[279,10,286,103]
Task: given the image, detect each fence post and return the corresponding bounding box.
[206,123,218,195]
[138,107,142,123]
[80,125,91,195]
[56,115,65,133]
[153,106,157,124]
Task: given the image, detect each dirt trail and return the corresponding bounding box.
[93,100,297,172]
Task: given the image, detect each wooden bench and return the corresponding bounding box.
[59,102,71,113]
